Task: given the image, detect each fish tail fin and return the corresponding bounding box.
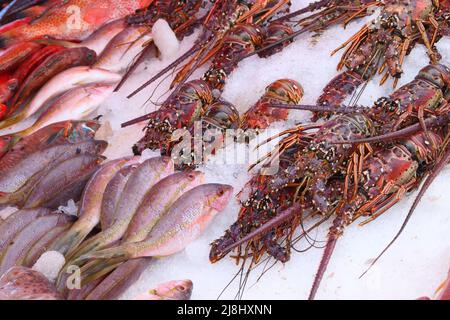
[0,192,11,203]
[50,227,90,256]
[0,112,26,130]
[65,227,119,261]
[75,245,133,265]
[80,257,126,287]
[65,234,104,262]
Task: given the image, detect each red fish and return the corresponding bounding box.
[0,45,65,117]
[0,17,32,35]
[0,0,154,48]
[0,41,42,72]
[7,46,96,116]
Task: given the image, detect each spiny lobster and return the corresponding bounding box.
[126,0,293,99]
[317,0,448,107]
[210,63,450,299]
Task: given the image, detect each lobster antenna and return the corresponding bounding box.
[127,44,201,98]
[237,258,254,300]
[332,116,447,145]
[114,42,156,92]
[349,49,383,107]
[308,210,345,300]
[254,258,278,284]
[243,24,315,60]
[359,146,450,279]
[291,214,331,249]
[217,262,245,300]
[270,0,332,23]
[219,205,300,258]
[167,39,216,99]
[270,103,366,114]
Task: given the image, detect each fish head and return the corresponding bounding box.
[92,140,109,154]
[66,120,102,142]
[206,184,234,212]
[0,79,18,104]
[183,170,205,186]
[80,48,98,65]
[83,120,102,134]
[155,155,175,173]
[151,279,193,300]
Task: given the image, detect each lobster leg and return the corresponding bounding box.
[392,38,411,88]
[250,136,298,172]
[271,0,332,23]
[343,5,375,27]
[254,0,290,24]
[360,145,450,278]
[428,15,440,46]
[359,180,417,226]
[342,142,372,201]
[358,181,396,214]
[415,19,439,64]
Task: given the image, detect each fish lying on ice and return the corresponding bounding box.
[65,157,174,260]
[0,66,120,129]
[0,0,153,47]
[0,119,100,161]
[8,46,97,112]
[134,279,193,300]
[0,140,107,206]
[94,25,153,73]
[74,184,233,283]
[7,83,114,138]
[51,157,138,255]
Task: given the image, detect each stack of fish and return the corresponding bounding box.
[0,0,236,300]
[0,266,194,300]
[0,155,233,299]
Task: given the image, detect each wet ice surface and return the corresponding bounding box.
[98,1,450,300]
[2,1,449,300]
